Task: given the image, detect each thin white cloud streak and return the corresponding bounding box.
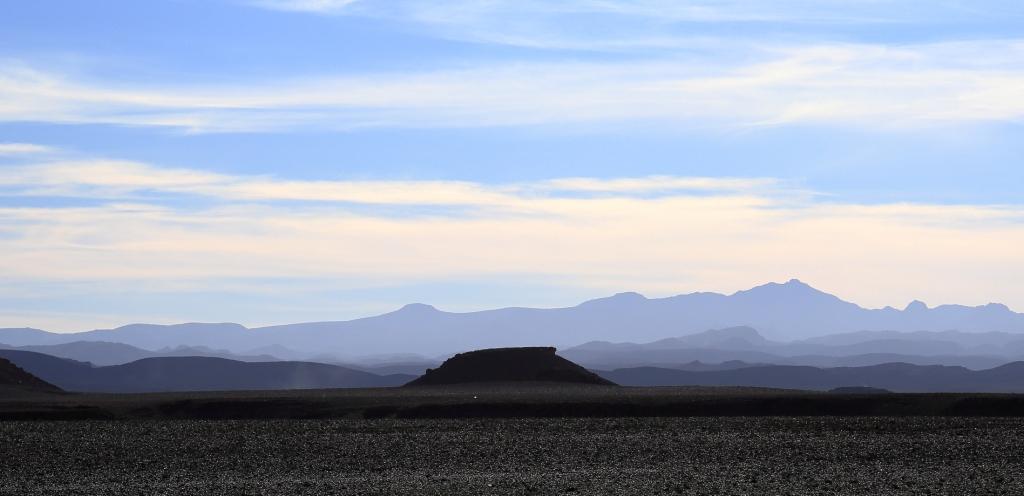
[1,160,1024,311]
[0,160,781,211]
[249,0,358,13]
[2,41,1023,132]
[538,176,780,194]
[0,143,52,155]
[252,0,1014,25]
[247,1,1024,51]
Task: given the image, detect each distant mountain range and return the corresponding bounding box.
[598,362,1024,393]
[2,280,1022,358]
[563,326,1024,370]
[6,344,1024,394]
[0,350,413,393]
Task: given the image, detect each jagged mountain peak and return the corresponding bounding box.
[740,278,821,293]
[731,279,846,304]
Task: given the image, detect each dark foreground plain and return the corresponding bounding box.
[2,417,1023,495]
[5,383,1024,420]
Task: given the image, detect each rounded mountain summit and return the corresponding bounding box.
[405,347,616,386]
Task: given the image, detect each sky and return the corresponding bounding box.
[1,0,1023,331]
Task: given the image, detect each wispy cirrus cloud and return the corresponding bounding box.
[246,1,1019,25]
[536,176,780,194]
[2,40,1023,132]
[243,1,1024,51]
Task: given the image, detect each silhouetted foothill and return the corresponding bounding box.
[406,347,616,386]
[829,386,893,394]
[0,350,412,393]
[0,357,61,392]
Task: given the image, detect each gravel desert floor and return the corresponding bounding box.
[2,417,1023,495]
[6,384,1024,419]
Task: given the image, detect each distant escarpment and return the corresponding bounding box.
[406,347,615,386]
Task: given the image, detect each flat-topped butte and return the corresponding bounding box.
[406,347,616,386]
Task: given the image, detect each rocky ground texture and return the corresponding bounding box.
[1,417,1023,495]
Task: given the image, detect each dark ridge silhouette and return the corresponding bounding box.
[0,350,412,393]
[86,357,413,393]
[0,341,154,366]
[563,326,1024,371]
[0,350,94,391]
[406,347,616,386]
[830,386,892,394]
[349,361,442,376]
[0,357,61,393]
[668,360,760,372]
[599,362,1024,393]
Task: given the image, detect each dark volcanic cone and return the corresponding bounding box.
[406,347,616,386]
[0,357,62,392]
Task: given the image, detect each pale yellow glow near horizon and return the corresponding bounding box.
[1,159,1023,331]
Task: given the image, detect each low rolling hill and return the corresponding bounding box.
[0,350,413,393]
[0,340,281,367]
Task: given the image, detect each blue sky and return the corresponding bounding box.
[1,0,1023,331]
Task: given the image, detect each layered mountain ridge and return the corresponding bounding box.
[2,280,1022,358]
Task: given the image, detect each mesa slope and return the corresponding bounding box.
[0,357,61,394]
